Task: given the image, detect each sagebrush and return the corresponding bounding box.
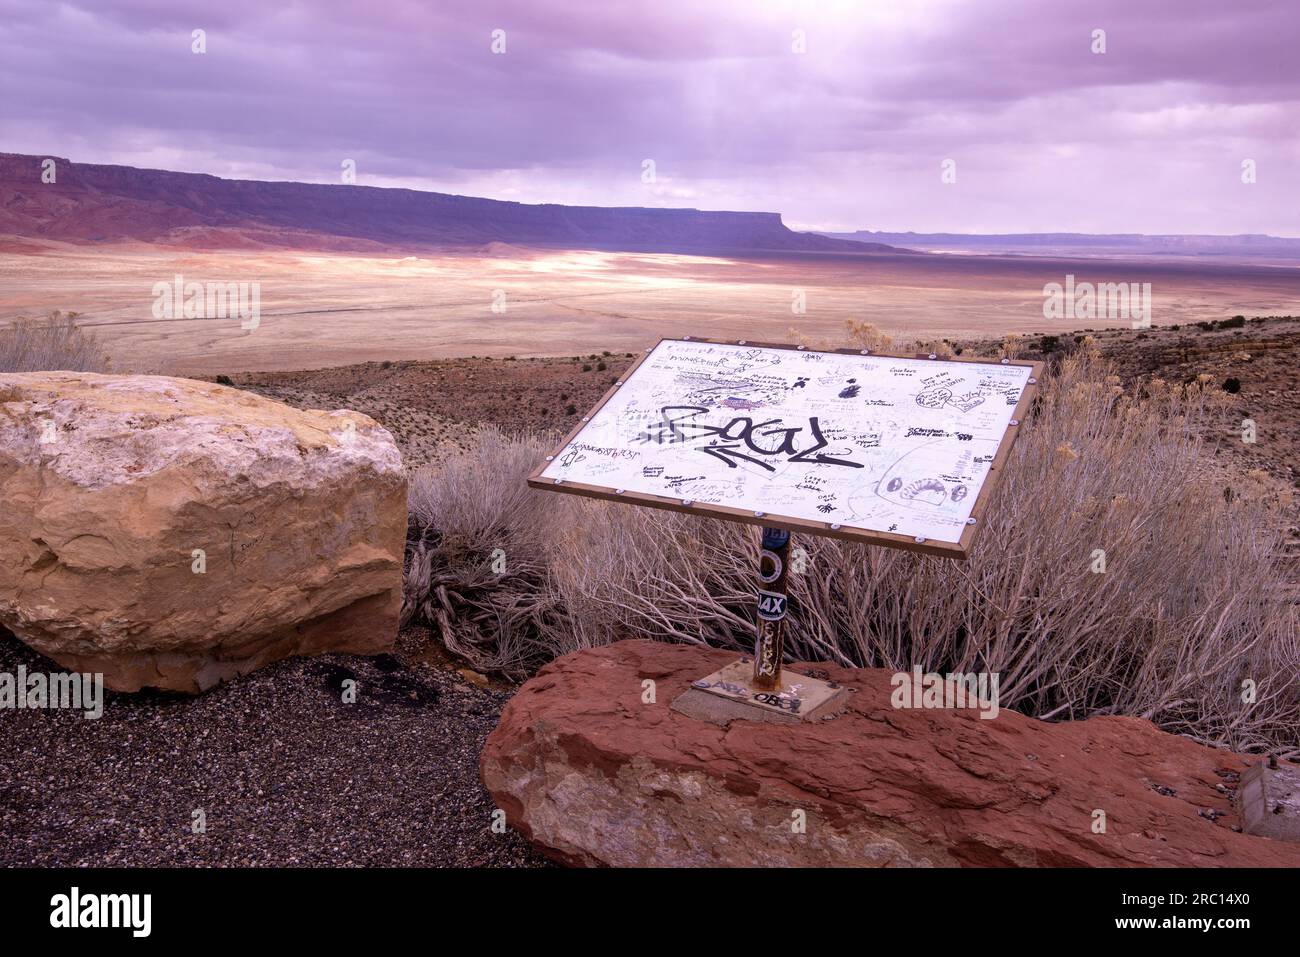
[403,347,1299,755]
[0,311,110,373]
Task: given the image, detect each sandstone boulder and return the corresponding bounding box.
[482,640,1300,867]
[0,372,406,692]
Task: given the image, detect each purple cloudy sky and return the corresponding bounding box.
[1,0,1296,234]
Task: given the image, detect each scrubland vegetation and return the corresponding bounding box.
[403,342,1299,755]
[0,312,110,373]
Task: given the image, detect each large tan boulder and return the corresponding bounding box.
[0,372,406,692]
[482,640,1300,867]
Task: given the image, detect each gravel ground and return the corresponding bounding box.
[0,630,549,867]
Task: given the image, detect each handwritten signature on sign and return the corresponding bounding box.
[634,406,863,472]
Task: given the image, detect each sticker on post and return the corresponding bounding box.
[756,589,787,621]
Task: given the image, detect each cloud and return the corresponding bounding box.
[0,0,1296,233]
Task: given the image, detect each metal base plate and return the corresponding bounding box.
[670,658,851,726]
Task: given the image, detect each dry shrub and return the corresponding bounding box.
[402,429,575,676]
[0,311,110,373]
[790,320,897,355]
[844,320,894,353]
[403,348,1299,753]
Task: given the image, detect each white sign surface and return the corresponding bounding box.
[538,340,1034,545]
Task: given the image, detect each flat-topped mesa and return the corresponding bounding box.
[0,152,902,253]
[0,372,407,692]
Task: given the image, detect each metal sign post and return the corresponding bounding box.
[753,527,791,690]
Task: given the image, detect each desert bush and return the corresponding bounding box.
[1000,333,1025,359]
[843,320,894,353]
[403,348,1300,754]
[0,311,110,373]
[402,430,577,676]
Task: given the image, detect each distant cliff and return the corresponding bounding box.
[821,229,1300,259]
[0,153,902,255]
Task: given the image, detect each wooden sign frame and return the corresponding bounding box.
[527,337,1043,560]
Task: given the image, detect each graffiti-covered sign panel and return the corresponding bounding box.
[531,338,1039,556]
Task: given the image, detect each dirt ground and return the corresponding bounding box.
[233,351,634,467]
[1084,317,1300,490]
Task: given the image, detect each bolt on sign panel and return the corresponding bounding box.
[530,338,1042,559]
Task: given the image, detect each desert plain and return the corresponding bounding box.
[3,242,1299,374]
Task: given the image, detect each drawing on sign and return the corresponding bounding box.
[870,438,994,512]
[534,339,1036,548]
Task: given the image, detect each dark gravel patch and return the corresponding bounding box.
[0,632,549,867]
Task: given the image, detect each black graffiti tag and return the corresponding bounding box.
[635,405,863,471]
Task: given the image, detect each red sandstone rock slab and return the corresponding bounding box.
[481,639,1300,867]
